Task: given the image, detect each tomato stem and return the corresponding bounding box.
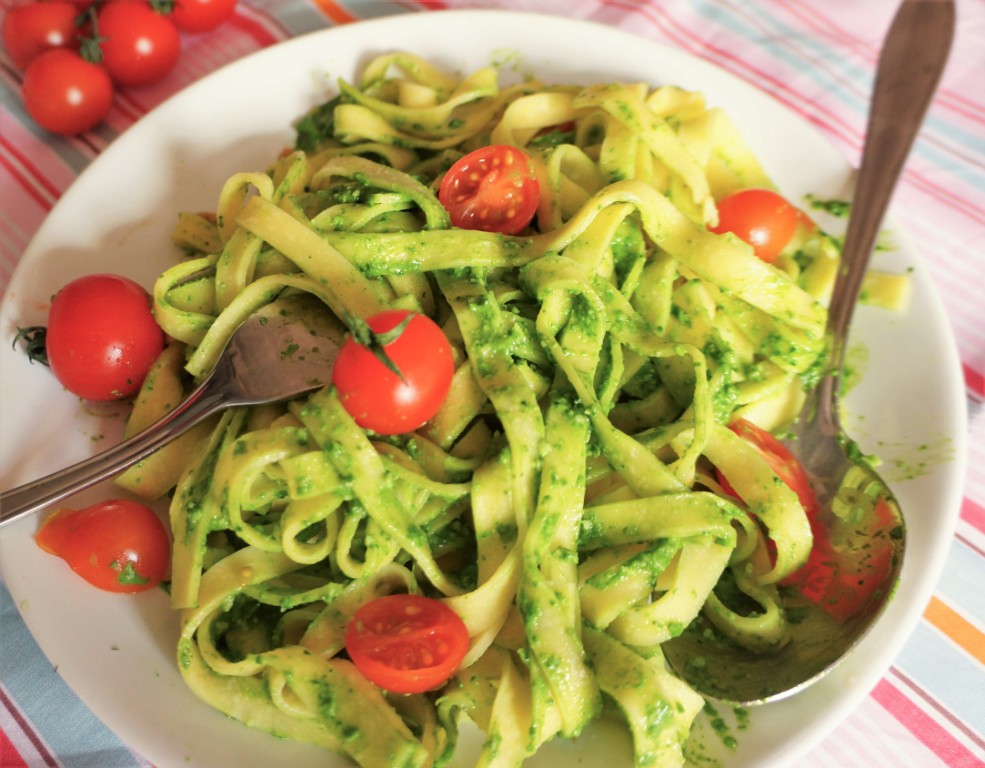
[346,312,413,383]
[13,326,49,366]
[76,5,107,65]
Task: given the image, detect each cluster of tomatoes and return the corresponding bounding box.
[2,0,238,135]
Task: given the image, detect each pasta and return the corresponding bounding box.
[123,52,858,767]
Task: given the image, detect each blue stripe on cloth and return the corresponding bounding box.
[0,581,147,768]
[896,620,985,737]
[935,538,985,625]
[693,0,875,112]
[704,0,985,194]
[265,1,333,36]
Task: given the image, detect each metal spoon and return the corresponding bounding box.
[0,296,343,527]
[662,0,954,704]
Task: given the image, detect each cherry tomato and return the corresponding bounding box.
[46,273,165,401]
[718,419,817,514]
[710,188,799,263]
[816,497,897,623]
[168,0,237,33]
[438,144,539,235]
[345,594,470,694]
[1,1,80,69]
[715,419,895,622]
[715,418,828,591]
[22,49,112,136]
[97,1,180,87]
[332,310,454,435]
[36,499,170,593]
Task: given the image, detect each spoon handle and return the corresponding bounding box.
[826,0,955,368]
[0,384,224,529]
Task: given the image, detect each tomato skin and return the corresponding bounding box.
[46,274,165,401]
[710,188,799,263]
[815,497,896,623]
[97,1,180,87]
[438,144,540,235]
[718,419,817,515]
[332,310,454,435]
[715,419,896,621]
[36,499,170,593]
[22,49,113,136]
[168,0,237,33]
[345,594,470,694]
[714,418,828,591]
[1,1,80,69]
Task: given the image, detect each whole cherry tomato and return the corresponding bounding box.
[332,310,454,435]
[168,0,238,33]
[1,1,80,69]
[710,188,800,263]
[36,498,170,593]
[45,273,165,401]
[345,594,470,694]
[97,1,180,87]
[22,48,113,135]
[438,144,540,235]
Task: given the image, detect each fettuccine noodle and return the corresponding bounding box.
[120,52,857,767]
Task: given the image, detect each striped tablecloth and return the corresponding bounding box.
[1,1,983,766]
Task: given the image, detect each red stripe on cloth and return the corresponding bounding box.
[904,170,985,229]
[308,0,358,24]
[110,93,149,125]
[0,688,57,768]
[734,0,985,189]
[874,675,985,766]
[961,497,985,536]
[966,365,985,399]
[0,150,53,213]
[0,135,60,202]
[782,0,985,127]
[0,728,29,768]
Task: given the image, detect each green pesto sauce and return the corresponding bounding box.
[112,560,149,586]
[806,195,850,218]
[885,436,957,483]
[840,342,869,397]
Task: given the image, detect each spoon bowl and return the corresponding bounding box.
[663,0,954,705]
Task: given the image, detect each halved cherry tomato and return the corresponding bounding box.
[717,419,817,515]
[22,49,113,136]
[332,310,454,435]
[716,419,896,622]
[36,499,170,593]
[345,594,470,694]
[710,188,799,263]
[807,497,898,624]
[715,419,830,595]
[438,144,539,235]
[97,1,180,87]
[168,0,238,33]
[1,1,80,70]
[46,273,165,401]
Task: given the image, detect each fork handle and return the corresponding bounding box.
[0,384,225,529]
[815,0,954,425]
[826,0,955,366]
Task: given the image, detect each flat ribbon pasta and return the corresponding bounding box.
[130,51,841,768]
